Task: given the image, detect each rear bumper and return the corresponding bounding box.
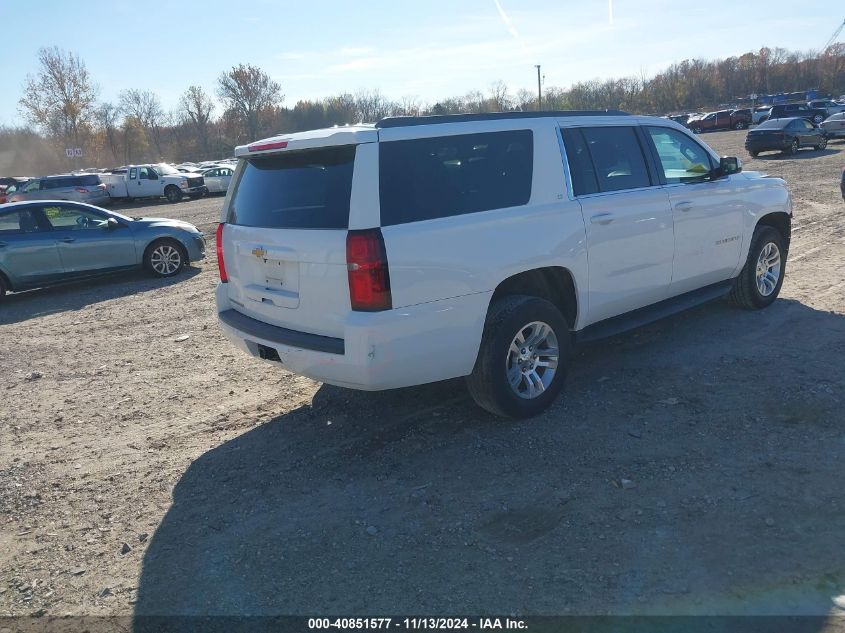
[745,140,790,152]
[216,284,491,390]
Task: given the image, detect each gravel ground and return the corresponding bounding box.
[1,130,844,619]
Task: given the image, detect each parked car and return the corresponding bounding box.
[764,103,828,124]
[6,174,109,206]
[0,180,29,204]
[101,164,206,203]
[745,117,828,156]
[0,200,206,299]
[0,177,29,190]
[215,111,792,418]
[808,100,845,117]
[819,112,845,139]
[202,166,234,194]
[729,109,753,129]
[689,109,750,132]
[666,114,690,127]
[752,106,772,124]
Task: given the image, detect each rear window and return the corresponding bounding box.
[228,146,355,229]
[379,130,533,226]
[77,175,101,186]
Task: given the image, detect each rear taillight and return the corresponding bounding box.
[346,229,391,311]
[216,223,228,283]
[75,187,89,193]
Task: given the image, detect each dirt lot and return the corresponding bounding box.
[2,130,845,620]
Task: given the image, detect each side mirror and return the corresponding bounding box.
[719,156,742,176]
[106,217,120,229]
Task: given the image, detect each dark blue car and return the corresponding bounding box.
[0,200,205,299]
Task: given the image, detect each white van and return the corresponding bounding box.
[216,111,792,418]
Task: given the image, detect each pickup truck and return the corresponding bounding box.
[763,104,828,125]
[101,163,207,203]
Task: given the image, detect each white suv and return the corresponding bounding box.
[216,111,792,418]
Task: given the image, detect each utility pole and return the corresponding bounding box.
[535,65,542,110]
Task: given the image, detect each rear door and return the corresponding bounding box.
[221,142,367,339]
[562,125,674,324]
[43,204,137,273]
[0,207,63,287]
[204,169,221,192]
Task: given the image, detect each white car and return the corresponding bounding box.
[819,112,845,138]
[203,167,234,193]
[216,111,793,418]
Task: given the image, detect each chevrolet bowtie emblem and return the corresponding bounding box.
[252,247,267,259]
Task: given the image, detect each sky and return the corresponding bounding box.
[0,0,839,126]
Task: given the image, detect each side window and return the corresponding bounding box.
[43,205,108,231]
[646,127,714,184]
[0,210,42,234]
[379,130,533,226]
[803,120,815,130]
[23,180,40,192]
[579,126,652,192]
[129,167,138,180]
[561,128,599,196]
[139,167,150,180]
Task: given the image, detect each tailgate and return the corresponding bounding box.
[222,226,349,338]
[220,142,368,340]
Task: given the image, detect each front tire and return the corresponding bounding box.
[0,275,7,301]
[466,296,572,419]
[815,137,828,150]
[749,150,759,157]
[144,239,186,278]
[729,226,786,310]
[164,185,182,203]
[783,139,799,155]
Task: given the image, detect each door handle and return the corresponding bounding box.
[60,237,75,243]
[590,213,616,225]
[674,201,693,212]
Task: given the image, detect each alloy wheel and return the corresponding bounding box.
[506,321,559,400]
[150,244,182,276]
[755,242,781,297]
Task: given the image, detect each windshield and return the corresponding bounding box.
[153,163,180,176]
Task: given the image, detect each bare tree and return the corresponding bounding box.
[217,64,282,140]
[95,102,121,161]
[119,89,165,156]
[179,85,215,153]
[18,47,98,148]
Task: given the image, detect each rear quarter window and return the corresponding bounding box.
[379,130,533,226]
[227,146,355,230]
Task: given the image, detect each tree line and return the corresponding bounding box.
[2,43,843,175]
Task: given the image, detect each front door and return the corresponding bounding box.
[561,126,674,326]
[644,125,744,296]
[135,166,161,197]
[42,204,137,274]
[0,207,63,287]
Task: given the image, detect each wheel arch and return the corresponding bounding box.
[489,266,579,331]
[755,212,792,256]
[0,266,13,292]
[142,235,189,263]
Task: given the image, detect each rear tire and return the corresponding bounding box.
[749,151,759,157]
[812,114,824,124]
[164,185,182,203]
[729,226,786,310]
[144,239,186,278]
[466,295,572,419]
[734,121,746,130]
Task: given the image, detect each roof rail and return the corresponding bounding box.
[375,110,630,129]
